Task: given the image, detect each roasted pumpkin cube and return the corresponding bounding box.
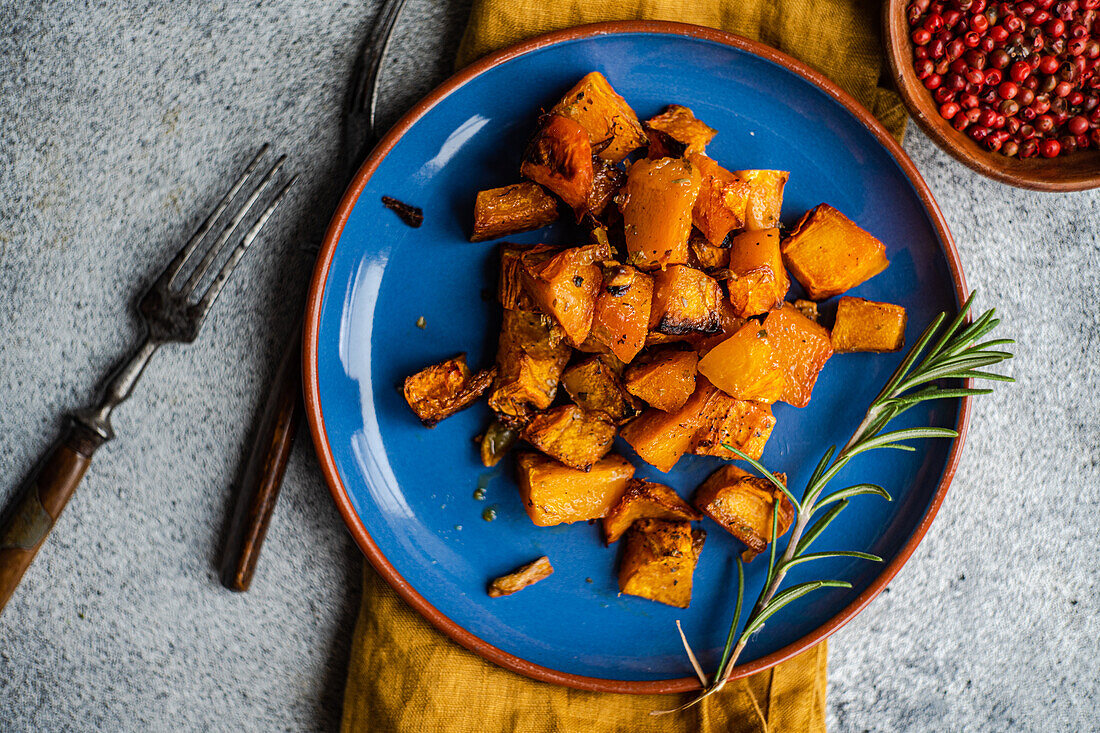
[623,348,699,412]
[690,154,751,246]
[516,452,634,526]
[793,299,820,323]
[781,204,889,300]
[488,308,572,422]
[521,405,617,471]
[736,169,789,230]
[620,379,717,472]
[697,321,787,404]
[689,298,748,357]
[619,157,701,270]
[561,355,640,424]
[521,114,594,210]
[551,72,647,164]
[644,105,717,156]
[689,232,731,271]
[403,354,496,427]
[690,393,776,460]
[603,479,702,544]
[470,182,560,242]
[488,556,554,598]
[832,296,907,353]
[648,265,722,335]
[763,304,834,408]
[522,245,602,347]
[587,158,625,217]
[588,264,653,364]
[618,519,705,608]
[694,465,793,557]
[499,243,556,311]
[726,228,790,318]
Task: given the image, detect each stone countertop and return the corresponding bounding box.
[1,1,1097,730]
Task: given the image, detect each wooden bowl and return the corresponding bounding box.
[883,0,1100,191]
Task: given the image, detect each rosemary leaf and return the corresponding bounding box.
[816,483,892,507]
[741,580,853,636]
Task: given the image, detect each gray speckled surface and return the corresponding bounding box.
[0,1,1097,731]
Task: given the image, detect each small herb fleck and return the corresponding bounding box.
[454,524,463,531]
[757,329,768,338]
[481,506,498,522]
[416,316,426,329]
[671,178,689,184]
[585,577,593,584]
[573,275,584,287]
[473,487,486,501]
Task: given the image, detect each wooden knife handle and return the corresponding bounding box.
[220,329,302,591]
[0,421,106,614]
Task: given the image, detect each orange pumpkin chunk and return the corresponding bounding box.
[521,405,617,471]
[620,379,717,472]
[619,157,701,270]
[693,465,793,558]
[689,233,730,271]
[561,355,640,424]
[832,296,908,353]
[488,556,554,598]
[697,322,787,404]
[763,304,834,408]
[516,452,634,526]
[645,105,717,156]
[726,228,790,318]
[587,158,625,217]
[521,114,594,210]
[623,348,698,412]
[521,245,603,347]
[603,479,703,544]
[648,265,722,335]
[618,519,705,608]
[488,309,571,422]
[403,354,496,427]
[781,204,890,300]
[588,265,653,364]
[690,154,751,245]
[690,393,776,460]
[689,298,748,357]
[736,169,789,230]
[551,72,647,163]
[470,182,559,242]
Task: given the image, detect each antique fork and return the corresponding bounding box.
[0,146,296,614]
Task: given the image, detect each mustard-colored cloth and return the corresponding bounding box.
[456,0,906,141]
[343,565,826,733]
[341,3,908,729]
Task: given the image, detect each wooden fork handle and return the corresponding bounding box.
[0,421,106,614]
[220,329,302,592]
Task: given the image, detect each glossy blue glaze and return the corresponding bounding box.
[311,32,962,682]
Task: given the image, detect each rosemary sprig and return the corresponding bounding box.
[658,291,1012,713]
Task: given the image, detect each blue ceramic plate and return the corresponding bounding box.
[303,22,968,693]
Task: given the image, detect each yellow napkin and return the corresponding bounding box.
[342,2,906,729]
[343,565,826,732]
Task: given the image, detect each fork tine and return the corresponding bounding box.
[192,174,298,321]
[179,154,288,297]
[162,144,271,288]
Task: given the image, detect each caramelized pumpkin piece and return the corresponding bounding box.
[690,154,751,245]
[619,157,701,270]
[623,348,699,412]
[793,299,820,323]
[521,114,594,210]
[588,264,653,364]
[690,393,776,460]
[726,228,790,318]
[587,158,625,217]
[697,322,787,404]
[689,232,731,271]
[694,465,793,558]
[470,182,559,242]
[521,245,603,347]
[736,170,789,230]
[603,479,702,544]
[781,204,889,300]
[516,452,634,526]
[403,354,496,427]
[521,405,617,471]
[488,556,554,597]
[648,265,722,335]
[499,243,555,311]
[763,304,834,408]
[832,296,907,353]
[488,308,572,422]
[620,379,717,472]
[618,519,705,608]
[551,72,647,163]
[561,355,640,424]
[644,105,717,156]
[689,298,748,357]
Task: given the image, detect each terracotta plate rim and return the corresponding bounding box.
[302,20,972,695]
